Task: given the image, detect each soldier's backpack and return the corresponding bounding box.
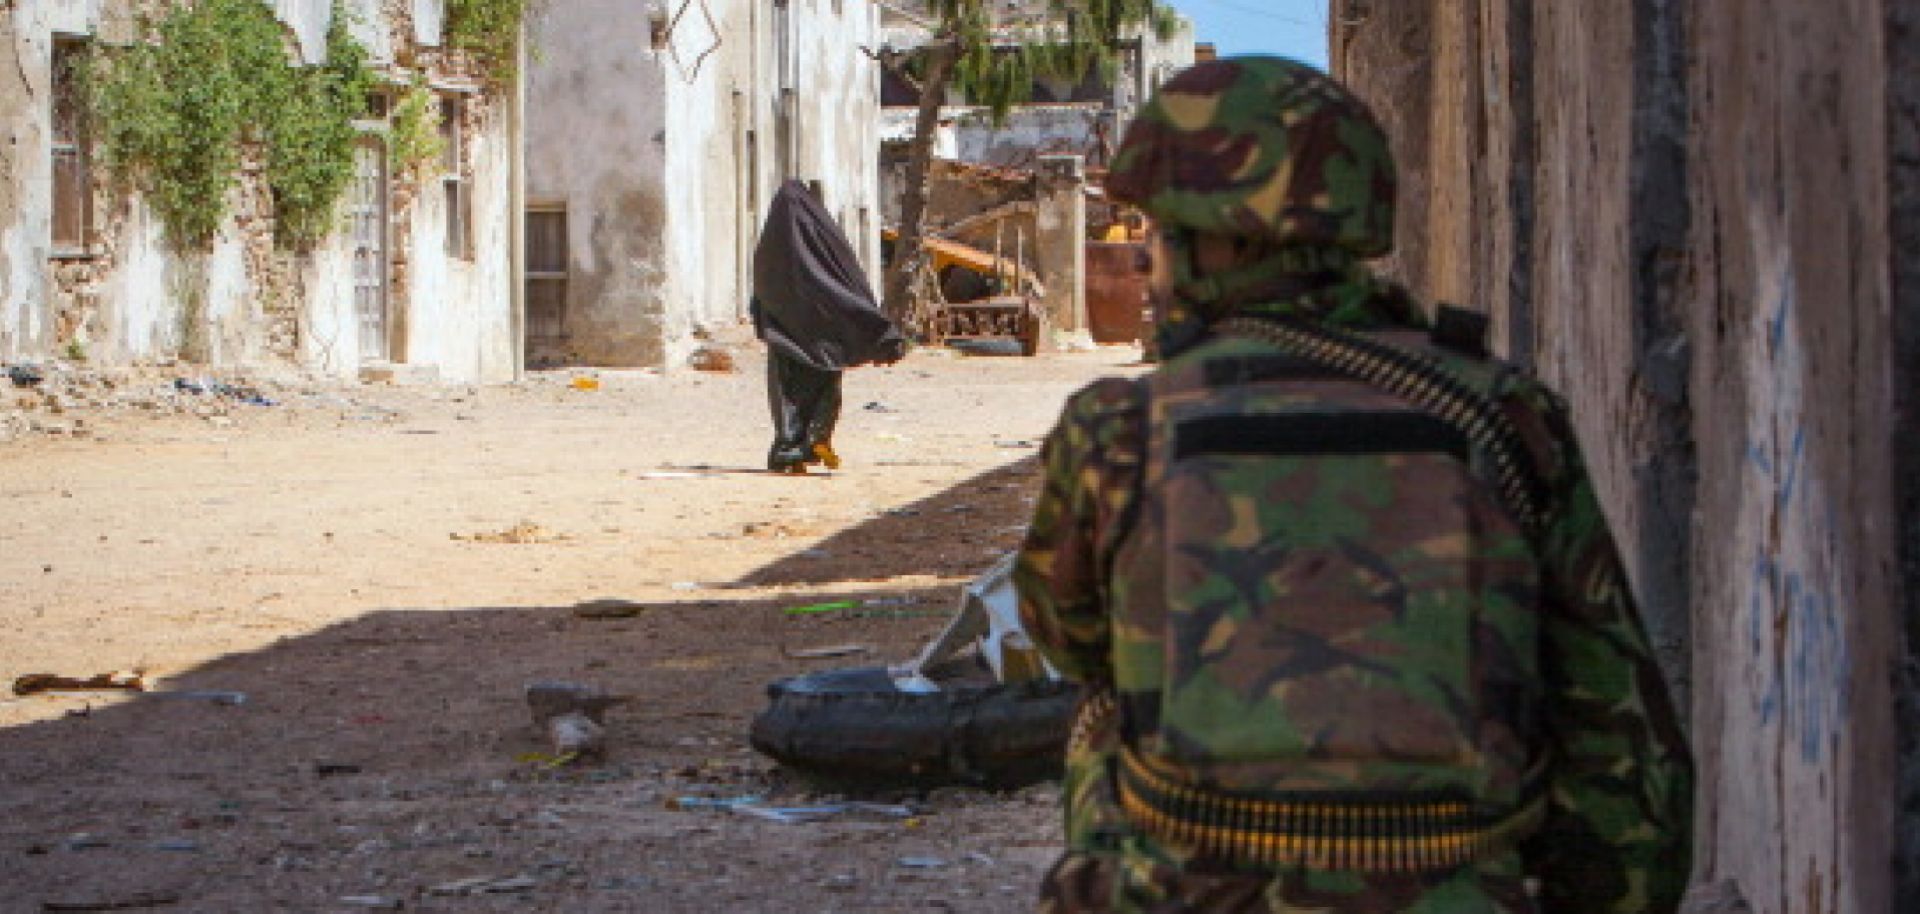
[1105,311,1553,871]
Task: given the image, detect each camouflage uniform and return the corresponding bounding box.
[1014,58,1693,914]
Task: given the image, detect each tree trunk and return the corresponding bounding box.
[882,40,960,330]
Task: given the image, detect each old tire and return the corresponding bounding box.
[749,665,1080,788]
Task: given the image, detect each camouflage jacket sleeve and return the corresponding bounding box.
[1014,378,1147,686]
[1509,386,1695,914]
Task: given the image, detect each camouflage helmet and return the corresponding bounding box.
[1106,56,1395,257]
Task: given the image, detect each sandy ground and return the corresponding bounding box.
[0,344,1142,913]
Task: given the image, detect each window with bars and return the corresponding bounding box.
[440,95,471,259]
[526,207,568,347]
[51,36,92,255]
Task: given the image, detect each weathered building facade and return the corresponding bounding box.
[0,0,521,384]
[525,0,883,369]
[871,2,1189,348]
[1331,2,1919,910]
[876,0,1194,172]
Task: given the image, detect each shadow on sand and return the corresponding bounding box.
[0,453,1051,910]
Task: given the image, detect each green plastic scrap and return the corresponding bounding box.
[782,600,860,616]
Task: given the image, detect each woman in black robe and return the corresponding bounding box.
[751,182,906,473]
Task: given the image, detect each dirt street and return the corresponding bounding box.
[0,345,1141,913]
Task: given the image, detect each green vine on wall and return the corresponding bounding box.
[445,0,528,81]
[270,11,379,248]
[934,0,1178,121]
[388,77,445,177]
[86,0,376,252]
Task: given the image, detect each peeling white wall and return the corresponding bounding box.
[413,0,443,47]
[526,0,673,366]
[529,0,883,369]
[93,208,175,360]
[346,0,393,64]
[270,0,331,64]
[405,98,516,382]
[3,0,514,385]
[297,231,358,376]
[3,0,99,361]
[950,104,1111,167]
[1136,17,1196,103]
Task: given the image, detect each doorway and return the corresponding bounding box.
[350,137,391,362]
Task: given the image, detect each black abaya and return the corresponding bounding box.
[751,182,903,471]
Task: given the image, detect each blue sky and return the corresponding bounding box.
[1167,0,1329,70]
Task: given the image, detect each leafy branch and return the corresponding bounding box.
[86,0,378,251]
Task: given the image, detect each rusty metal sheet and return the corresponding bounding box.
[1086,241,1150,344]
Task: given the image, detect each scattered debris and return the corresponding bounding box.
[428,875,537,896]
[337,897,404,910]
[313,762,363,777]
[525,682,627,726]
[688,346,737,373]
[41,892,182,911]
[667,794,764,812]
[450,522,569,544]
[897,856,950,869]
[730,801,914,824]
[63,833,112,851]
[782,600,860,616]
[569,375,601,391]
[6,364,45,388]
[525,681,629,761]
[151,839,200,852]
[668,795,912,824]
[12,672,144,696]
[863,401,896,413]
[783,644,873,660]
[572,599,647,619]
[174,378,275,406]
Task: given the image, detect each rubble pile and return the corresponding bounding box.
[0,361,346,443]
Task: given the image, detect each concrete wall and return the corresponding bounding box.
[950,104,1113,168]
[528,0,881,370]
[1,0,517,384]
[526,0,672,366]
[401,90,517,382]
[1333,2,1914,910]
[877,8,1194,171]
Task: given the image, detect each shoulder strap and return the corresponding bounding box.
[1214,316,1552,543]
[1105,374,1152,575]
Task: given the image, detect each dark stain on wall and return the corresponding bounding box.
[1627,0,1696,712]
[567,186,669,367]
[1889,0,1920,904]
[1502,0,1536,370]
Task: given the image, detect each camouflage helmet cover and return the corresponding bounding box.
[1106,56,1395,257]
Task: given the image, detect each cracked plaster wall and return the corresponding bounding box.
[1,0,516,384]
[528,0,882,369]
[1333,1,1913,910]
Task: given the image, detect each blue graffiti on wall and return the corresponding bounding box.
[1744,289,1851,765]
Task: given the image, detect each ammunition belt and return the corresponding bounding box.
[1214,317,1551,541]
[1117,747,1546,873]
[1067,688,1118,757]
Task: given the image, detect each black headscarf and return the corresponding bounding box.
[751,181,905,370]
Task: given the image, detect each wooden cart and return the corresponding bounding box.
[926,294,1043,356]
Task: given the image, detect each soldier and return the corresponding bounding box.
[1014,57,1693,913]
